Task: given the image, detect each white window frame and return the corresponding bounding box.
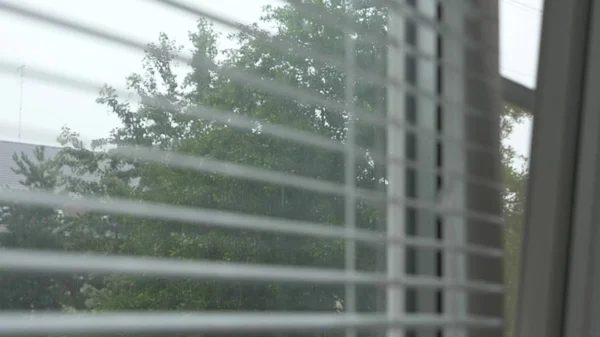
[516,0,600,337]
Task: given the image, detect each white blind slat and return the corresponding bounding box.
[0,312,502,336]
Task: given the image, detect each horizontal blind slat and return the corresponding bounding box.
[0,312,503,335]
[111,146,380,200]
[0,188,503,258]
[0,249,504,293]
[0,182,504,228]
[0,189,377,241]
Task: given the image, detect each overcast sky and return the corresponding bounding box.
[0,0,542,158]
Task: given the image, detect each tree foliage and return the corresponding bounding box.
[500,104,530,337]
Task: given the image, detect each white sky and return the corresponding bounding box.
[0,0,542,158]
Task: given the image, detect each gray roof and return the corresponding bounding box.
[0,140,62,190]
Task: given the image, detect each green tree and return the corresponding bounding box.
[500,104,530,337]
[0,147,87,310]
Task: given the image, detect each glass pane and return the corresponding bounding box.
[0,1,508,336]
[500,1,542,336]
[0,0,388,330]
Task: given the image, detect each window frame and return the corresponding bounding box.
[515,1,598,337]
[559,0,600,336]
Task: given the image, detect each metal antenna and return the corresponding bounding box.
[17,65,26,141]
